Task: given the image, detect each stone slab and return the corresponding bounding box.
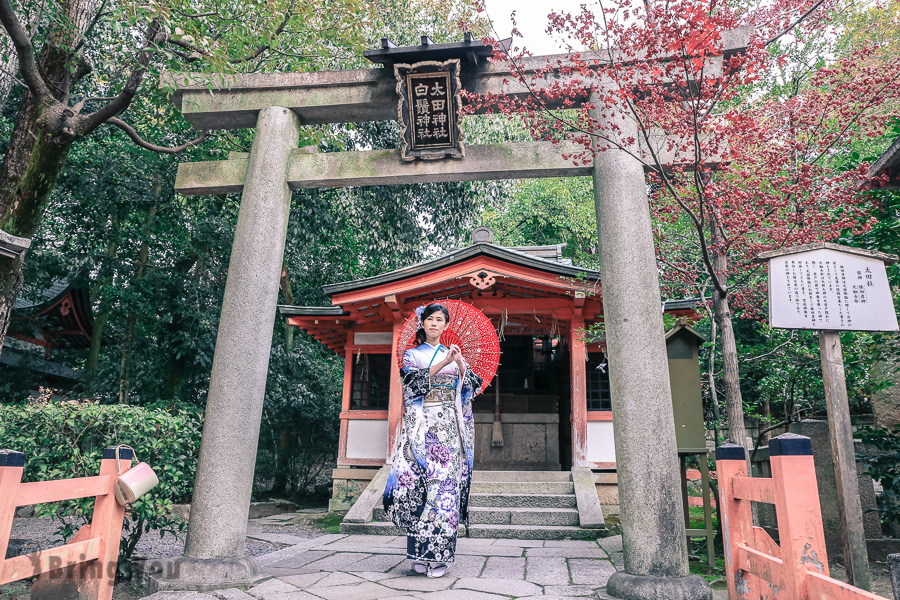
[311,582,400,600]
[302,552,372,571]
[342,554,407,573]
[247,578,300,597]
[277,572,329,588]
[246,532,308,545]
[416,591,508,600]
[256,593,320,600]
[568,559,617,585]
[308,572,367,588]
[270,551,336,569]
[525,556,570,585]
[142,594,219,600]
[480,556,525,580]
[380,576,457,591]
[210,590,256,600]
[351,572,396,582]
[543,584,599,596]
[490,539,545,547]
[598,535,622,554]
[525,547,608,558]
[453,577,542,596]
[571,466,606,529]
[543,540,601,549]
[443,555,486,578]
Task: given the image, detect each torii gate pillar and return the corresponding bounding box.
[152,106,300,589]
[592,105,711,599]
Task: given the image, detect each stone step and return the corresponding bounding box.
[470,481,574,494]
[340,520,404,536]
[468,507,580,526]
[372,505,580,526]
[471,470,571,482]
[467,524,602,540]
[469,493,577,508]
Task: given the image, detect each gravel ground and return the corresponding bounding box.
[7,511,324,559]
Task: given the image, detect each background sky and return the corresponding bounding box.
[482,0,589,56]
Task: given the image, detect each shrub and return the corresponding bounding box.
[0,399,202,571]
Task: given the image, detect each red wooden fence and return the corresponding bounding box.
[717,433,886,600]
[0,447,131,600]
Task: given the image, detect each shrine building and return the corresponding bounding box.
[281,227,703,510]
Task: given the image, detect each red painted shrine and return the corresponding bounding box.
[282,229,697,482]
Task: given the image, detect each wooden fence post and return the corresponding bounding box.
[717,443,761,600]
[769,433,830,600]
[0,450,26,562]
[89,447,131,600]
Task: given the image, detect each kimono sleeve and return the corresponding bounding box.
[399,349,430,401]
[460,360,483,401]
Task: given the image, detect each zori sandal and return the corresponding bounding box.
[426,562,448,578]
[412,560,428,574]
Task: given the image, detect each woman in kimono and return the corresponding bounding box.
[383,303,483,578]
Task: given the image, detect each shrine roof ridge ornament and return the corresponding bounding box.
[754,242,898,265]
[363,33,499,68]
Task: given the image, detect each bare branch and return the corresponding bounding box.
[105,117,208,154]
[766,0,830,47]
[80,20,161,133]
[0,0,53,102]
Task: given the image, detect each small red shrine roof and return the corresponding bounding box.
[281,239,700,353]
[320,242,599,298]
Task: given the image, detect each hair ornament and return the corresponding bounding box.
[415,304,427,324]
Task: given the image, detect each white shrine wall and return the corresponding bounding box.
[586,420,617,465]
[345,419,389,460]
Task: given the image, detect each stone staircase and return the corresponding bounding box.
[340,470,605,540]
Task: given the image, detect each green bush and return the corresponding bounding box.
[0,399,202,571]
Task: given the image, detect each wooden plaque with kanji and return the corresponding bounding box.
[394,60,464,161]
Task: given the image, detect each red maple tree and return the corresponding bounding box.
[466,0,900,445]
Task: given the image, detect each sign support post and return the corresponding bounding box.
[818,329,870,590]
[757,241,899,591]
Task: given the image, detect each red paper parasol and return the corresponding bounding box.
[396,299,500,394]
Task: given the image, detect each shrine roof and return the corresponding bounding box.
[321,242,600,297]
[869,135,900,190]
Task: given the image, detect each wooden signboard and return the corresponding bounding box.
[758,242,899,591]
[394,60,464,161]
[767,247,898,331]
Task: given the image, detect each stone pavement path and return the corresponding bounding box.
[141,530,625,600]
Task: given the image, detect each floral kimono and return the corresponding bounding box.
[383,342,483,563]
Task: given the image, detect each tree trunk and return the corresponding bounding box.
[118,199,158,403]
[85,225,120,384]
[0,0,99,351]
[710,213,747,448]
[280,267,294,351]
[0,95,76,352]
[271,267,295,495]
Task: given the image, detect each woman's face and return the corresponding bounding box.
[423,311,448,339]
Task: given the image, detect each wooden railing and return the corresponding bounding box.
[0,447,131,600]
[717,434,886,600]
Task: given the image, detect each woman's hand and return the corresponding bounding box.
[449,344,466,373]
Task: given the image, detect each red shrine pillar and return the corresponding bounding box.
[387,320,404,457]
[570,317,588,467]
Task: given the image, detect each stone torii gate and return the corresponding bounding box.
[159,34,747,599]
